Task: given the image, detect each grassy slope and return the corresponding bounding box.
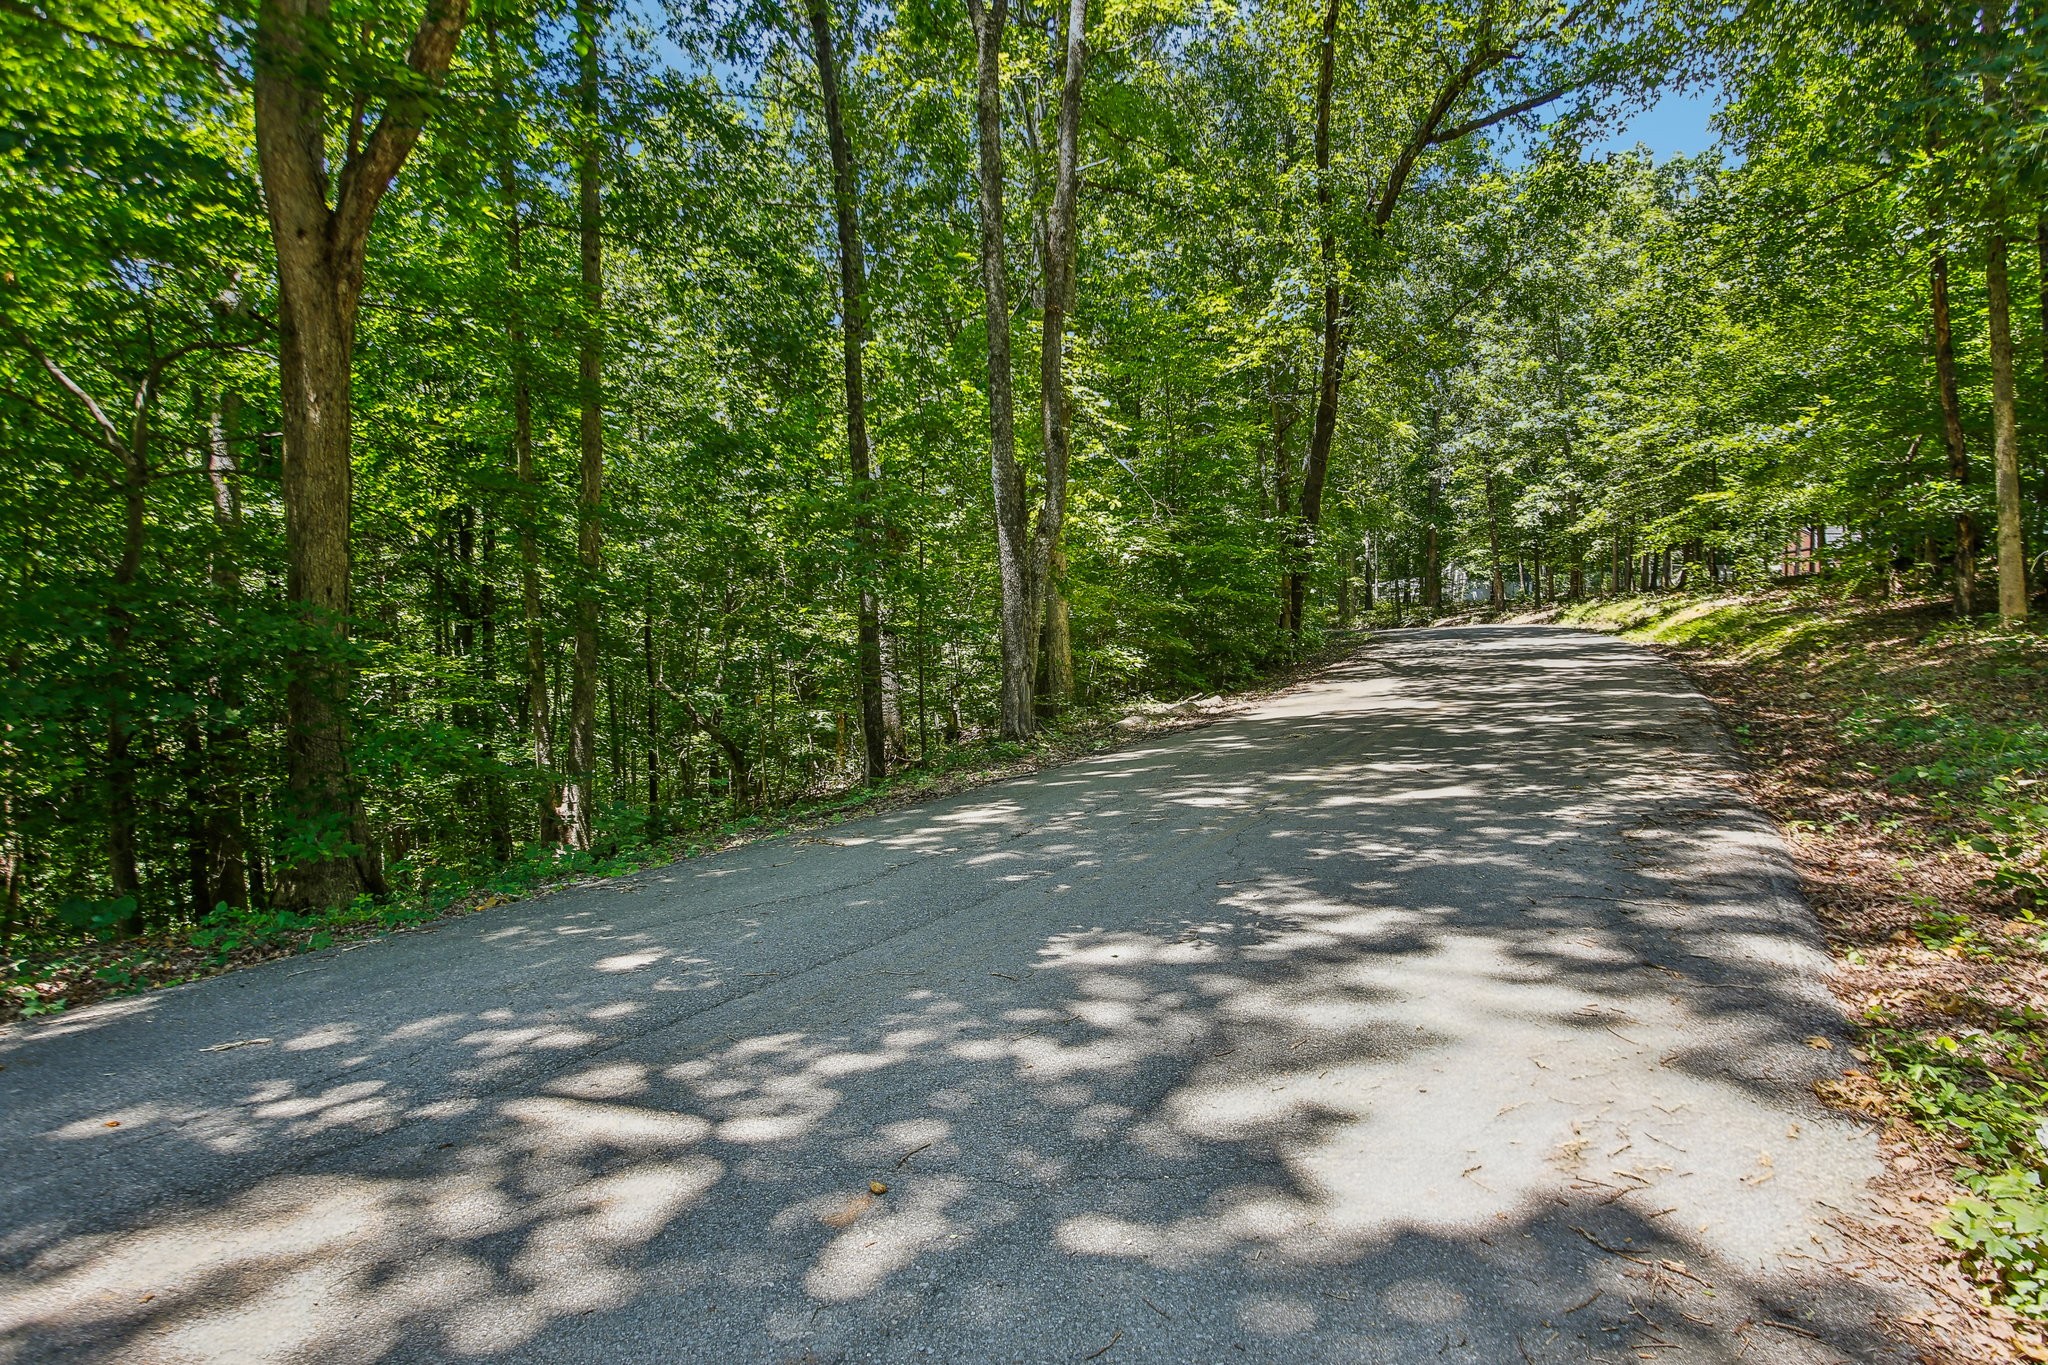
[1556,585,2048,1360]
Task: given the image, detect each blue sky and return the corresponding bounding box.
[1587,85,1725,159]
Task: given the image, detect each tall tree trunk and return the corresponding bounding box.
[1271,391,1296,524]
[1037,547,1075,713]
[802,0,888,782]
[107,447,146,933]
[1288,34,1508,632]
[2037,215,2048,391]
[1931,250,1979,613]
[968,0,1033,738]
[270,258,377,904]
[1027,0,1086,720]
[562,0,605,847]
[254,0,465,906]
[0,797,19,952]
[476,541,513,862]
[1422,455,1441,609]
[202,393,249,910]
[1423,525,1439,609]
[1287,0,1343,635]
[182,724,209,917]
[449,506,510,859]
[644,597,662,835]
[1980,11,2026,623]
[1988,223,2027,622]
[880,626,910,759]
[487,22,567,845]
[606,663,622,788]
[1485,474,1505,608]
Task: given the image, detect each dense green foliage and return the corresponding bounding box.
[1,4,2044,940]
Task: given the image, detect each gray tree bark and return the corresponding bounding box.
[254,0,465,905]
[968,0,1032,737]
[1987,224,2027,622]
[802,0,890,781]
[203,393,250,910]
[562,0,605,847]
[1980,8,2026,623]
[1027,0,1087,724]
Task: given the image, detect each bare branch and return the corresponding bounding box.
[0,317,124,453]
[1429,80,1586,146]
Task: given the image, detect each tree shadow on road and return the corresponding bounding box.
[0,628,1922,1363]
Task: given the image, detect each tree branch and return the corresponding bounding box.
[332,0,470,251]
[0,382,124,482]
[1,317,123,453]
[660,683,748,771]
[1372,44,1509,230]
[1429,79,1585,146]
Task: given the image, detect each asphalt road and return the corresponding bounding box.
[0,626,1913,1364]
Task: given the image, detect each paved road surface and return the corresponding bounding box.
[0,627,1911,1363]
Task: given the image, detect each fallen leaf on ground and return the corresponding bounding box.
[1813,1071,1889,1116]
[821,1194,874,1229]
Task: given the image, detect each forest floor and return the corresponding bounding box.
[1542,583,2048,1362]
[1,638,1364,1027]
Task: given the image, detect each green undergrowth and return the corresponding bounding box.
[3,726,1095,1021]
[5,640,1360,1024]
[1875,1011,2048,1315]
[1562,583,2048,1315]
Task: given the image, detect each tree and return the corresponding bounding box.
[1287,0,1684,633]
[484,16,569,844]
[561,0,607,847]
[15,0,2047,985]
[252,0,469,905]
[1979,3,2025,624]
[967,0,1034,737]
[800,0,889,781]
[1030,0,1087,720]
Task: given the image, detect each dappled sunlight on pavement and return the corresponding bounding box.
[0,628,1918,1362]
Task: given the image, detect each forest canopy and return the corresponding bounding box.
[2,0,2045,939]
